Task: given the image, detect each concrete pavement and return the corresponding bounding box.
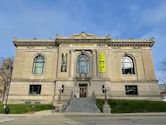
[0,111,166,125]
[1,110,166,117]
[35,110,166,116]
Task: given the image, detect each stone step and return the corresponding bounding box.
[65,97,100,113]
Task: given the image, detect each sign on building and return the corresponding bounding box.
[99,52,106,72]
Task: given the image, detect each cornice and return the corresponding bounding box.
[12,32,155,47]
[13,39,154,47]
[11,78,55,82]
[14,39,55,42]
[109,41,154,47]
[56,39,111,44]
[110,80,158,83]
[13,39,56,47]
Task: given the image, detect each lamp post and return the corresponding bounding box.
[56,85,64,112]
[58,85,63,104]
[102,87,111,113]
[103,87,108,105]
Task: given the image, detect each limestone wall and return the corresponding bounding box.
[8,42,159,104]
[8,81,55,104]
[12,47,58,81]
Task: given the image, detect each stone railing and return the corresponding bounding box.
[91,91,100,112]
[63,91,74,112]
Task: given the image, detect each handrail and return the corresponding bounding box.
[63,90,74,111]
[91,91,100,112]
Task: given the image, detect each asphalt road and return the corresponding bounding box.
[0,114,166,125]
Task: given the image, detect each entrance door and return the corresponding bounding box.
[79,84,87,98]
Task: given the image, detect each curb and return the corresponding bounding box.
[0,111,166,117]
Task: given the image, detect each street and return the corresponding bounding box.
[0,113,166,125]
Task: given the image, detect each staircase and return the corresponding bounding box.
[65,94,100,113]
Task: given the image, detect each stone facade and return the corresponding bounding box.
[8,32,160,104]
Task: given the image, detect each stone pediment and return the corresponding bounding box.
[56,32,111,39]
[72,32,96,39]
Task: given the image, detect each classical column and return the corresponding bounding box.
[96,50,99,77]
[56,48,60,77]
[69,50,74,77]
[92,50,97,77]
[69,50,71,77]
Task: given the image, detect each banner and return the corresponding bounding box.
[98,52,106,72]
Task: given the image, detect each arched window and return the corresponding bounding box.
[121,56,135,74]
[77,54,90,74]
[32,55,45,74]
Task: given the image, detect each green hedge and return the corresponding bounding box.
[96,99,166,113]
[0,104,52,114]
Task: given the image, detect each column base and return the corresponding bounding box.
[102,104,111,113]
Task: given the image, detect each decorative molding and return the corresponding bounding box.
[13,39,56,47]
[108,41,154,47]
[56,39,111,45]
[11,78,56,82]
[46,46,55,49]
[26,46,34,49]
[56,32,111,39]
[133,46,141,49]
[13,32,155,47]
[113,46,120,49]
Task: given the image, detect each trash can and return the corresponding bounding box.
[4,107,9,114]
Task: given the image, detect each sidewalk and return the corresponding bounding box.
[36,110,166,117]
[1,110,166,117]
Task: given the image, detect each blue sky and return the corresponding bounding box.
[0,0,166,79]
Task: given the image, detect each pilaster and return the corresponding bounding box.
[92,50,97,78]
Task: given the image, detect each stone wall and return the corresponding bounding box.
[8,34,160,104]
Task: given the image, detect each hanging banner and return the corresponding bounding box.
[98,52,106,72]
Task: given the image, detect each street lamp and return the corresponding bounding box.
[55,85,64,112]
[103,87,108,105]
[58,85,63,104]
[102,86,111,113]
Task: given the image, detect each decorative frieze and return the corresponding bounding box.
[13,32,155,48]
[13,40,56,47]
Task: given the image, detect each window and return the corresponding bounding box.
[77,54,90,74]
[29,85,41,95]
[121,56,135,74]
[125,85,138,95]
[32,55,45,74]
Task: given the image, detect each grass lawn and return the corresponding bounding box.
[0,104,52,114]
[96,99,166,113]
[0,100,166,114]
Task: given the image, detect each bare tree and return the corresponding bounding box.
[0,57,4,69]
[159,60,166,92]
[0,57,13,103]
